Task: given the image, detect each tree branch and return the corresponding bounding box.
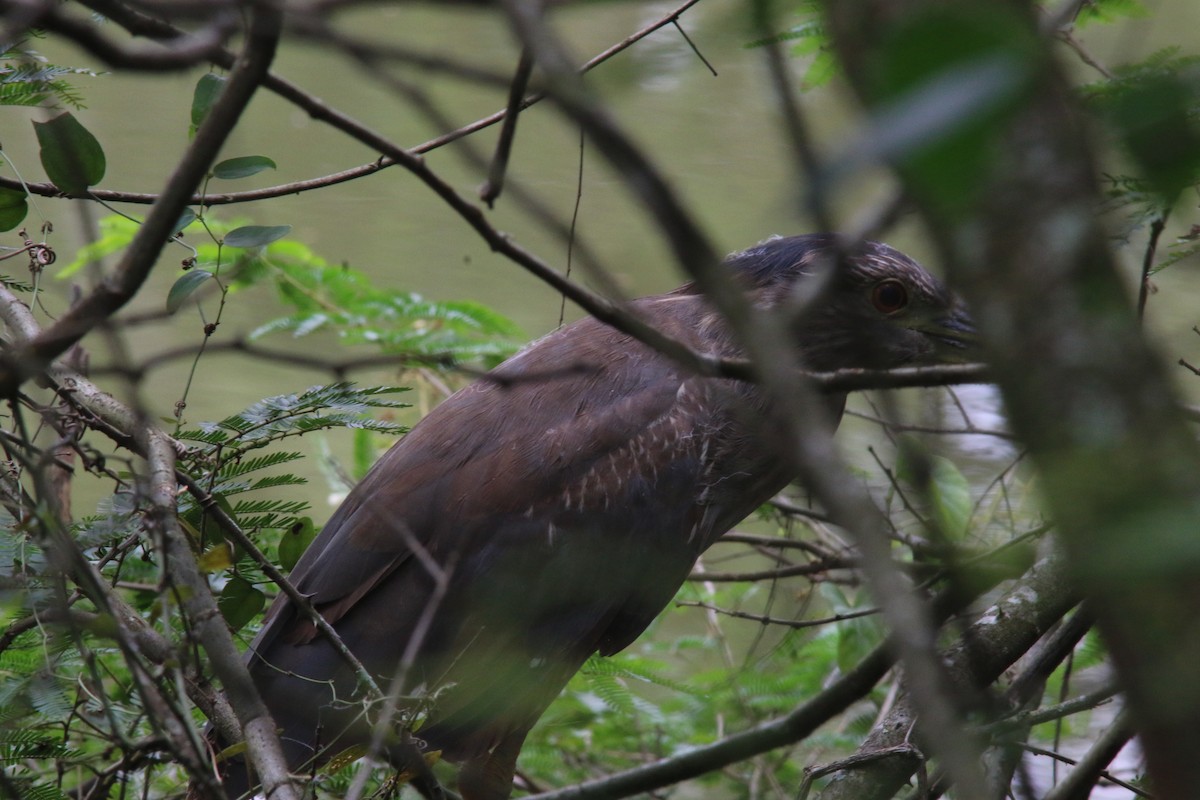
[815,555,1078,800]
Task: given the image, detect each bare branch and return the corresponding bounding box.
[1,0,234,69]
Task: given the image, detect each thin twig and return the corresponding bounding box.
[676,600,879,630]
[480,48,534,208]
[1137,213,1168,324]
[685,559,853,583]
[671,18,717,76]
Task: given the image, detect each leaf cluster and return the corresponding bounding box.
[0,43,97,110]
[247,239,523,367]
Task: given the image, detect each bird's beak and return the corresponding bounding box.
[920,306,979,363]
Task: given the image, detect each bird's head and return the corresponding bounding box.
[728,235,977,372]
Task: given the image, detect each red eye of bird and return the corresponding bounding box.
[871,279,908,314]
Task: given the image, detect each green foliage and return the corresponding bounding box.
[523,574,860,791]
[249,240,523,366]
[1084,48,1200,205]
[0,631,93,800]
[33,111,106,194]
[175,383,408,574]
[277,517,316,571]
[896,435,973,540]
[0,47,102,228]
[177,382,408,452]
[1155,231,1200,271]
[60,214,522,366]
[747,3,836,89]
[821,584,885,672]
[57,214,142,277]
[219,575,266,632]
[0,43,97,109]
[859,6,1040,219]
[1099,173,1166,240]
[0,186,29,232]
[1075,0,1150,27]
[1085,49,1200,273]
[166,267,213,312]
[224,224,291,248]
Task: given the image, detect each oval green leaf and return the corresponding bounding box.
[218,576,265,633]
[224,224,291,249]
[0,187,29,232]
[277,518,316,572]
[198,542,234,573]
[33,112,106,195]
[166,268,213,313]
[191,73,226,133]
[820,584,885,673]
[213,156,277,180]
[174,207,198,235]
[929,456,972,540]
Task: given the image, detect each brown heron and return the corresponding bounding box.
[217,234,975,799]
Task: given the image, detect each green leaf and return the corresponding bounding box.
[896,437,972,539]
[57,214,141,278]
[0,57,97,109]
[857,6,1039,219]
[32,112,105,194]
[1076,0,1149,27]
[174,207,198,235]
[218,576,265,633]
[820,584,885,673]
[247,242,522,365]
[0,187,28,232]
[224,225,291,248]
[928,456,972,540]
[801,49,837,91]
[166,269,213,313]
[176,383,408,453]
[352,428,378,481]
[198,542,233,573]
[191,73,226,135]
[277,518,315,571]
[1104,72,1200,204]
[212,156,277,180]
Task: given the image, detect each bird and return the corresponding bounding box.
[215,233,976,800]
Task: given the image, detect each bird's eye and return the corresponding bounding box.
[871,280,909,315]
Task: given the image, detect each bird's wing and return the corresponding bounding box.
[256,297,714,650]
